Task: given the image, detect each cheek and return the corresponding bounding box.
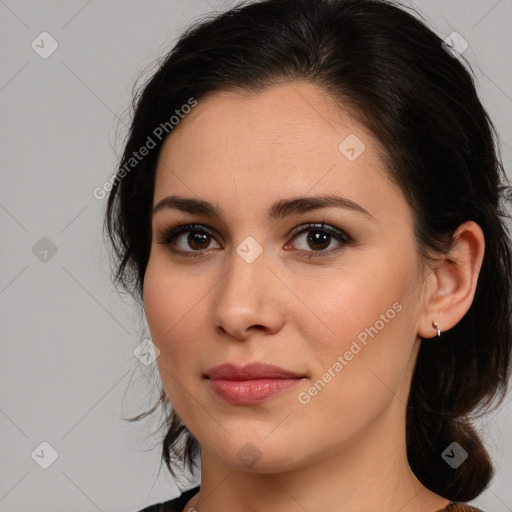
[289,285,414,458]
[290,255,408,351]
[143,260,214,421]
[292,252,418,393]
[143,259,208,373]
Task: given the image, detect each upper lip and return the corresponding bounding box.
[205,362,304,380]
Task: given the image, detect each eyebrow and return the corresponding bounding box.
[152,194,374,220]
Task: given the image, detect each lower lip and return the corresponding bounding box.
[208,378,303,404]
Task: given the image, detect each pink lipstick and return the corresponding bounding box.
[205,362,305,404]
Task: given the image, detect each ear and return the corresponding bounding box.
[417,221,485,339]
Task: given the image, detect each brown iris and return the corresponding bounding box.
[188,231,210,250]
[307,230,331,250]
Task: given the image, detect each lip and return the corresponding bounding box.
[205,362,303,380]
[205,363,306,405]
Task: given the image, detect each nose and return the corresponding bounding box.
[210,245,286,341]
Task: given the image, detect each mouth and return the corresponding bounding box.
[204,362,307,405]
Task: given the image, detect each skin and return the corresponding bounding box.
[143,81,485,512]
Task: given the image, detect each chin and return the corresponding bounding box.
[201,432,308,474]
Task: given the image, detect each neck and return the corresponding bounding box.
[185,403,449,512]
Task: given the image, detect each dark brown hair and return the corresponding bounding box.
[105,0,512,500]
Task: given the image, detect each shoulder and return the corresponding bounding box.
[437,503,485,512]
[137,485,200,512]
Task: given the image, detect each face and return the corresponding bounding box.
[143,82,428,473]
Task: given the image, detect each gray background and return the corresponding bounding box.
[1,1,511,511]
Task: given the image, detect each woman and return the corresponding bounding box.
[105,0,512,510]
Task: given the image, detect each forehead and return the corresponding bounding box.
[158,82,374,167]
[153,82,403,220]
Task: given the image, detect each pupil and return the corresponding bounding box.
[188,232,209,250]
[308,231,330,250]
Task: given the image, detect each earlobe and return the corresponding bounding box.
[418,221,485,339]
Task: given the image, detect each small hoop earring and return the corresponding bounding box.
[432,320,442,338]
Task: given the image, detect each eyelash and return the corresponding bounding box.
[155,222,353,259]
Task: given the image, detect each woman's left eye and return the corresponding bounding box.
[156,222,352,258]
[285,223,352,258]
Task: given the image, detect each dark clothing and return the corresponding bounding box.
[138,485,199,512]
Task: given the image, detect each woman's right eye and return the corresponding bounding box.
[157,224,221,257]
